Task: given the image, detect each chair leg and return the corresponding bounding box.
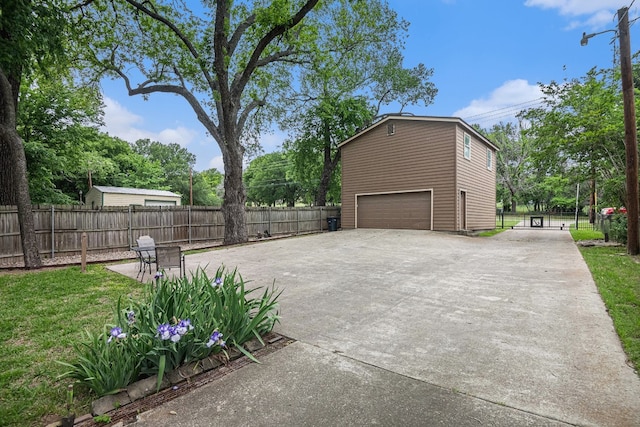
[140,262,146,282]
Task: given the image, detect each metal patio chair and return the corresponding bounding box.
[155,246,185,278]
[135,235,156,281]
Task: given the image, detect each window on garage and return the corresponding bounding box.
[464,133,471,160]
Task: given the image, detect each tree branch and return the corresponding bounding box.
[122,0,218,92]
[228,14,256,56]
[232,0,320,99]
[238,97,266,134]
[118,73,222,143]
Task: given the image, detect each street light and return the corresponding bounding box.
[580,29,617,46]
[581,7,640,255]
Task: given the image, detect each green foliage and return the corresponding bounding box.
[0,0,67,79]
[93,414,111,423]
[17,70,220,204]
[282,0,436,206]
[285,97,374,205]
[244,151,300,206]
[196,168,224,206]
[18,74,106,203]
[57,329,142,396]
[522,68,627,208]
[59,267,280,397]
[132,139,223,205]
[610,214,628,244]
[71,0,325,243]
[132,139,194,203]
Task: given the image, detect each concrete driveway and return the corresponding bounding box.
[108,229,640,426]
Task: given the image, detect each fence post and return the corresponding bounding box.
[320,206,323,231]
[188,205,192,244]
[81,232,87,273]
[268,207,272,235]
[128,205,132,249]
[51,205,55,259]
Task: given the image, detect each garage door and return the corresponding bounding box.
[357,191,431,230]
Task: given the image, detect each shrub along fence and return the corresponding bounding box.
[0,205,340,265]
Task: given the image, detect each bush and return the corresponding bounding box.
[610,214,628,244]
[58,267,280,396]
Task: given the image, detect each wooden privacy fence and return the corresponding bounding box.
[0,205,341,265]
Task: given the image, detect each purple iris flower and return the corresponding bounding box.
[206,330,224,348]
[175,319,193,336]
[108,326,126,343]
[157,323,172,340]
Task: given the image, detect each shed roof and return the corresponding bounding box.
[90,186,181,198]
[338,115,499,151]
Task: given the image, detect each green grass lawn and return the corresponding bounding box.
[0,265,142,427]
[570,229,640,372]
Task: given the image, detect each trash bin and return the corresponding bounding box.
[600,212,612,242]
[327,217,338,232]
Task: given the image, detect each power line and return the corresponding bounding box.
[461,98,545,126]
[463,97,544,120]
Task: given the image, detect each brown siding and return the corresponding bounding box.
[341,119,458,231]
[455,126,496,230]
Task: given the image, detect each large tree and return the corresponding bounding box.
[485,121,535,213]
[19,74,105,203]
[73,0,321,245]
[285,97,373,205]
[522,68,626,214]
[0,0,66,268]
[282,0,437,206]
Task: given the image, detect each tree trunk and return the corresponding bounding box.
[221,142,248,245]
[314,137,341,207]
[0,69,42,268]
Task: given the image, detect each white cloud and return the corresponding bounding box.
[208,155,225,172]
[524,0,630,16]
[260,129,288,152]
[101,96,198,147]
[524,0,635,29]
[453,79,543,127]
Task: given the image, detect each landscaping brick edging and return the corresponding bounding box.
[68,333,293,427]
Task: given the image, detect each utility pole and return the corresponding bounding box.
[618,6,640,255]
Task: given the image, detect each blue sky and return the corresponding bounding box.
[99,0,639,172]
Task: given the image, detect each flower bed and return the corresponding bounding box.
[58,266,281,400]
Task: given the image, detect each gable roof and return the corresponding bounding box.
[90,186,181,198]
[338,115,499,151]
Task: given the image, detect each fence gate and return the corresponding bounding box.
[496,211,596,231]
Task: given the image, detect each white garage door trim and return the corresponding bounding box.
[355,189,433,230]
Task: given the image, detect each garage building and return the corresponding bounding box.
[339,115,497,232]
[85,186,182,207]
